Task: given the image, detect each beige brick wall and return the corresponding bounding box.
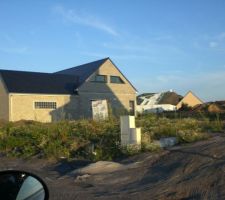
[79,59,136,94]
[10,94,79,122]
[0,75,9,121]
[177,91,203,109]
[78,59,137,118]
[78,92,136,118]
[5,59,137,121]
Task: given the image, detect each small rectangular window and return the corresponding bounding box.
[129,100,135,115]
[91,75,107,83]
[110,76,124,84]
[34,102,57,109]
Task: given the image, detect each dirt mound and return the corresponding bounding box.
[194,101,225,113]
[1,135,225,199]
[73,161,124,175]
[208,103,223,112]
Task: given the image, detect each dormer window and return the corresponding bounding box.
[91,75,107,83]
[110,76,124,84]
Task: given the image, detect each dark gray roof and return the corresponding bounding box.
[137,93,156,105]
[0,70,79,94]
[0,57,137,94]
[55,57,109,85]
[138,93,155,99]
[55,57,137,91]
[158,92,183,105]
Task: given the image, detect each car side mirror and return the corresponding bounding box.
[0,170,49,200]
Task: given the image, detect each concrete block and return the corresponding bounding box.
[121,134,130,145]
[130,128,141,145]
[120,115,141,146]
[120,115,135,134]
[120,115,136,145]
[159,137,178,148]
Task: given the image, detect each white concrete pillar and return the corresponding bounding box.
[120,115,141,146]
[120,116,135,145]
[120,116,135,133]
[130,128,141,145]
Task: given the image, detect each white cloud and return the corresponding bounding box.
[101,38,188,65]
[193,32,225,51]
[156,74,183,83]
[81,51,150,60]
[216,32,225,40]
[0,47,29,54]
[191,71,225,101]
[0,34,29,54]
[2,34,15,43]
[102,43,145,51]
[209,41,218,48]
[53,5,118,36]
[153,35,173,41]
[136,70,225,102]
[206,32,225,50]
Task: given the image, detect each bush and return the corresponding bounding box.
[176,130,208,143]
[208,114,224,132]
[121,145,141,156]
[141,142,161,152]
[0,113,221,160]
[0,119,122,160]
[137,114,210,144]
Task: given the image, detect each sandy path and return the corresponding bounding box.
[1,135,225,200]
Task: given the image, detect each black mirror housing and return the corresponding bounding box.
[0,170,49,200]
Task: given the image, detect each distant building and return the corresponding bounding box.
[0,58,137,122]
[137,90,203,113]
[176,91,203,109]
[137,91,182,113]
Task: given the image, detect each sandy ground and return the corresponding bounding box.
[1,134,225,200]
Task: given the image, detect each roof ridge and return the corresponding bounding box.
[56,57,109,73]
[54,57,110,87]
[0,69,51,74]
[0,69,79,78]
[0,57,110,75]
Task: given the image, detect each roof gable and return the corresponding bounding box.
[183,91,203,104]
[55,58,109,86]
[108,59,137,92]
[55,57,137,92]
[176,90,203,109]
[0,70,79,95]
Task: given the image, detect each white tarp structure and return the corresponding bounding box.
[136,91,178,113]
[91,100,108,120]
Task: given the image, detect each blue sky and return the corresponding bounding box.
[1,0,225,101]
